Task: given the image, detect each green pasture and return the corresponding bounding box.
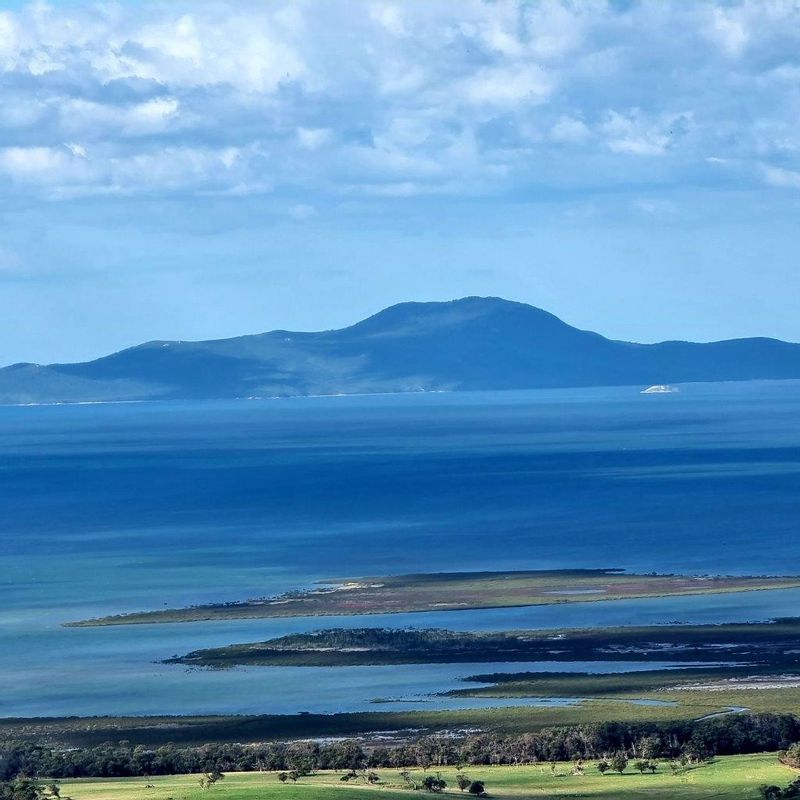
[60,754,797,800]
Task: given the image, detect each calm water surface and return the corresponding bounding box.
[2,382,800,717]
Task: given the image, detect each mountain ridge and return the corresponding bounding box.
[3,296,800,404]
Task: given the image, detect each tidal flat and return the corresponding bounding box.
[66,569,800,627]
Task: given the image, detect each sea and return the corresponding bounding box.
[2,381,800,718]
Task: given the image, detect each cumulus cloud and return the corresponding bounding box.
[0,146,72,181]
[0,1,798,200]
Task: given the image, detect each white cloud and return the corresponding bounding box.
[0,12,18,58]
[65,143,87,159]
[57,96,187,140]
[369,4,406,36]
[84,8,308,93]
[125,97,180,134]
[0,142,271,199]
[520,0,590,60]
[705,7,749,57]
[297,127,331,150]
[459,64,553,108]
[0,146,69,178]
[550,115,591,144]
[600,110,691,157]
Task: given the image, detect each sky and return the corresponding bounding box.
[1,1,800,365]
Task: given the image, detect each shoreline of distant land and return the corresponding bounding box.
[5,297,800,404]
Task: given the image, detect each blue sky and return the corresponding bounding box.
[1,0,800,364]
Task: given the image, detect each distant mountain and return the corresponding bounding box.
[3,297,800,403]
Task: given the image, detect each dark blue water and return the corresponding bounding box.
[2,382,800,717]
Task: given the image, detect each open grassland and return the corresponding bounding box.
[66,569,800,626]
[59,754,797,800]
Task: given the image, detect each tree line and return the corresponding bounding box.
[3,713,800,780]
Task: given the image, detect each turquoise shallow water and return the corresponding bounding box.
[2,382,800,717]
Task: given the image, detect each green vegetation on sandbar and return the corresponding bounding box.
[449,669,800,720]
[166,618,800,667]
[65,569,800,627]
[55,755,800,800]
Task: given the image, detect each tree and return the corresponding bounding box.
[399,770,417,790]
[468,780,486,796]
[0,780,67,800]
[457,774,471,792]
[286,742,318,775]
[634,760,648,774]
[637,736,660,760]
[324,741,365,772]
[596,760,610,775]
[610,752,628,774]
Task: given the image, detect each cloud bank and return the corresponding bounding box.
[0,0,799,201]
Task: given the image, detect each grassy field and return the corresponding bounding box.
[59,754,797,800]
[66,569,800,626]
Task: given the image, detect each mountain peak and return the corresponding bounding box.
[346,296,563,337]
